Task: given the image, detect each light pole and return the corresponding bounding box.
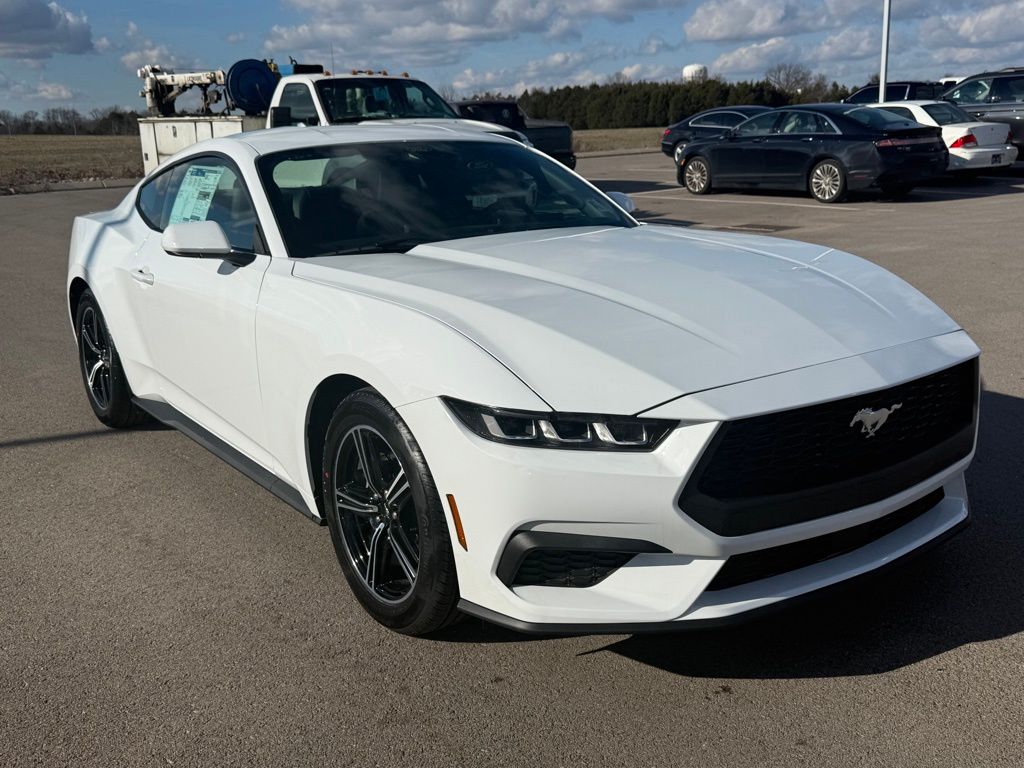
[878,0,892,103]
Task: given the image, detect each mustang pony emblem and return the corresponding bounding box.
[850,403,902,437]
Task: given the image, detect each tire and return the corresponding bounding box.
[673,142,687,165]
[75,289,148,428]
[322,389,460,635]
[808,159,847,203]
[682,155,712,194]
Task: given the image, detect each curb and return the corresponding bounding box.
[1,178,140,196]
[576,148,661,159]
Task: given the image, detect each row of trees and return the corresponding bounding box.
[519,66,853,129]
[0,107,143,136]
[0,65,855,134]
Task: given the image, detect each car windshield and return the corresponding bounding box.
[257,140,635,259]
[922,102,974,125]
[842,107,914,129]
[459,102,526,129]
[315,78,459,123]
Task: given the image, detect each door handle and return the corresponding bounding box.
[801,137,816,142]
[131,267,154,286]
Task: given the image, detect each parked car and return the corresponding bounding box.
[454,99,575,168]
[677,104,948,202]
[661,106,771,164]
[871,100,1017,172]
[940,68,1024,153]
[67,124,978,635]
[845,82,945,104]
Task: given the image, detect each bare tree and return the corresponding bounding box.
[765,63,814,95]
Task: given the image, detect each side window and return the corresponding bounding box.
[735,112,779,136]
[166,157,259,252]
[946,78,992,104]
[881,106,914,120]
[777,111,819,134]
[137,169,174,230]
[717,112,747,127]
[815,115,839,134]
[993,76,1024,103]
[693,112,741,128]
[279,83,319,124]
[848,86,877,104]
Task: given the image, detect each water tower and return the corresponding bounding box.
[682,64,708,82]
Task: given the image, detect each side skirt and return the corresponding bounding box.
[133,397,324,525]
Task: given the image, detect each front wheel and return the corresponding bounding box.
[322,390,460,635]
[681,156,712,194]
[673,142,687,164]
[809,159,847,203]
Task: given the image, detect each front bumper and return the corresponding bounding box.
[398,331,979,632]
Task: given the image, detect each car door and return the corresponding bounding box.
[713,111,778,182]
[126,154,274,464]
[761,111,824,187]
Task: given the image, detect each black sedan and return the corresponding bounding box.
[677,104,948,203]
[661,106,771,164]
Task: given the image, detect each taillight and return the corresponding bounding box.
[663,128,671,136]
[1007,130,1013,144]
[949,133,978,149]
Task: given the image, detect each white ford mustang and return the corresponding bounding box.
[67,125,979,635]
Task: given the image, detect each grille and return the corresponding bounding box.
[706,488,944,591]
[680,359,977,536]
[511,550,634,588]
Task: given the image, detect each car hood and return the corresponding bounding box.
[293,225,960,414]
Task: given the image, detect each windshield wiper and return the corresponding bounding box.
[313,238,428,257]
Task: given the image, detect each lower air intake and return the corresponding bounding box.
[511,549,634,588]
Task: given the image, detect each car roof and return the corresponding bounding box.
[699,105,769,114]
[455,99,516,106]
[277,72,423,86]
[853,81,937,88]
[871,100,947,107]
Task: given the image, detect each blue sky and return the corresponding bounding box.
[1,0,1022,113]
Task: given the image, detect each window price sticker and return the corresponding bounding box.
[169,165,225,224]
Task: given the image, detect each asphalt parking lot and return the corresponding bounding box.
[2,154,1023,767]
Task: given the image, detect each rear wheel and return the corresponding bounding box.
[322,390,460,635]
[75,289,147,428]
[809,159,846,203]
[682,156,712,194]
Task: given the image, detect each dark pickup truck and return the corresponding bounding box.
[454,99,576,168]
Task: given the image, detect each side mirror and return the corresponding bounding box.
[605,191,636,214]
[268,106,292,128]
[162,221,254,266]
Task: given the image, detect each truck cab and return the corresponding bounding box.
[266,71,528,145]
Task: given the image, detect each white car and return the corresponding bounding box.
[871,100,1017,171]
[67,126,979,635]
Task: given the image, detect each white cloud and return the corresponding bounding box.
[265,0,689,67]
[225,32,246,44]
[120,22,199,72]
[711,36,790,73]
[921,1,1024,47]
[34,79,72,99]
[0,0,94,59]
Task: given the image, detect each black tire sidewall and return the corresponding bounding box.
[322,390,457,634]
[75,290,138,426]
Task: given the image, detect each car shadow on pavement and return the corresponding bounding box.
[441,391,1024,672]
[594,389,1024,678]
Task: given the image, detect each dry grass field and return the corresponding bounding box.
[573,127,664,153]
[0,136,143,188]
[0,129,661,190]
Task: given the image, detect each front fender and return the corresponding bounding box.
[254,258,549,509]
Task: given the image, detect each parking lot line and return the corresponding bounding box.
[633,192,891,212]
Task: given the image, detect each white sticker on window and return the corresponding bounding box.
[168,165,225,224]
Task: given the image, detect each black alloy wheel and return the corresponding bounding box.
[322,390,460,635]
[75,289,147,427]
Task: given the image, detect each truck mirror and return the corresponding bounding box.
[269,106,292,128]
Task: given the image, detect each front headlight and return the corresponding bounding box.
[443,397,676,451]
